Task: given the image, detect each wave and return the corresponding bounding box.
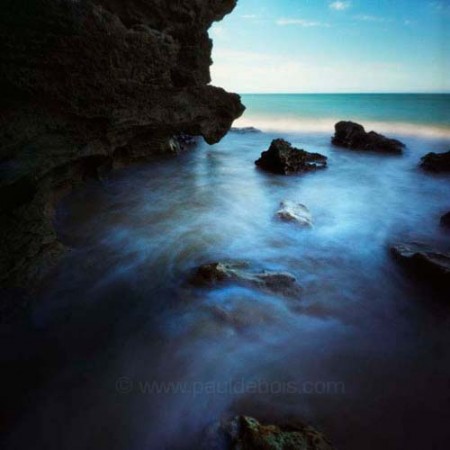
[234,115,450,140]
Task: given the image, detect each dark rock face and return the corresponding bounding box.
[420,151,450,172]
[190,261,302,298]
[203,415,334,450]
[391,242,450,290]
[174,133,198,151]
[332,121,405,154]
[441,212,450,229]
[0,0,244,287]
[255,139,327,175]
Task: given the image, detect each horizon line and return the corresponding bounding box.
[237,92,450,95]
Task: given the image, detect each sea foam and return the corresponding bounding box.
[234,116,450,140]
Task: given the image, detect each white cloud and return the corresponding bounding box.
[211,26,224,35]
[210,48,416,93]
[329,1,351,11]
[354,14,392,23]
[430,1,450,15]
[430,1,445,11]
[276,18,331,27]
[210,25,228,40]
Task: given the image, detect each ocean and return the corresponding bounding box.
[2,94,450,450]
[237,93,450,138]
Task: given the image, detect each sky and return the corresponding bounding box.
[209,0,450,93]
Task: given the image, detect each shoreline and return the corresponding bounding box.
[234,117,450,140]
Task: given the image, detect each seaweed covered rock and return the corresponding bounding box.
[420,151,450,172]
[255,139,327,175]
[332,121,404,154]
[202,415,334,450]
[190,261,302,298]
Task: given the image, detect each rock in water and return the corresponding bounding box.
[0,0,244,287]
[190,261,302,298]
[202,415,335,450]
[332,121,405,154]
[277,201,313,227]
[441,212,450,229]
[420,151,450,172]
[255,139,327,175]
[230,127,262,134]
[391,242,450,290]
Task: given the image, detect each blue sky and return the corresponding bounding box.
[210,0,450,93]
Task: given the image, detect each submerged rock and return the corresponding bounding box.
[203,415,334,450]
[441,212,450,229]
[230,127,262,134]
[255,139,327,175]
[332,121,405,154]
[277,201,313,227]
[190,261,302,298]
[420,151,450,172]
[391,242,450,290]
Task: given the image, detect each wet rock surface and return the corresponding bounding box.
[332,121,405,154]
[0,0,244,287]
[391,242,450,290]
[202,415,334,450]
[420,151,450,172]
[255,139,327,175]
[276,201,313,227]
[190,261,302,298]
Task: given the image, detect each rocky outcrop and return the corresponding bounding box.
[255,139,327,175]
[276,201,313,227]
[203,415,334,450]
[332,121,404,154]
[190,261,302,298]
[230,127,262,134]
[0,0,244,287]
[420,151,450,172]
[391,242,450,290]
[441,212,450,229]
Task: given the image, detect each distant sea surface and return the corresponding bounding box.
[236,93,450,138]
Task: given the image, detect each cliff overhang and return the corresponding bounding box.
[0,0,245,288]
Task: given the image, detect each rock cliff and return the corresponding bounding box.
[0,0,244,287]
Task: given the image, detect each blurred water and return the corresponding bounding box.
[2,115,450,449]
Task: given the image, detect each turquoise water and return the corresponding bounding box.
[238,94,450,137]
